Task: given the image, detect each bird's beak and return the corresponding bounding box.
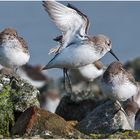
[42,65,47,71]
[109,49,119,61]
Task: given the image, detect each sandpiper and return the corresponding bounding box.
[42,0,119,60]
[42,1,119,92]
[17,64,47,89]
[101,61,139,129]
[70,60,105,82]
[40,89,60,113]
[0,28,30,72]
[101,61,139,101]
[43,34,119,70]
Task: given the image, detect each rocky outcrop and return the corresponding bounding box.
[0,73,40,137]
[11,106,89,139]
[76,100,132,134]
[56,95,100,121]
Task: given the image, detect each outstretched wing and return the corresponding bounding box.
[42,0,90,36]
[67,3,90,35]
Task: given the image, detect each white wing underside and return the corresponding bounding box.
[43,0,89,53]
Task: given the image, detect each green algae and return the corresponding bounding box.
[0,73,40,138]
[90,130,140,139]
[0,85,15,137]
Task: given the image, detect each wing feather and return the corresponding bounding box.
[42,1,89,35]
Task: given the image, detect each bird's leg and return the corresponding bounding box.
[65,69,73,93]
[63,68,67,91]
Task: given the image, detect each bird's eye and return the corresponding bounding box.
[106,40,111,46]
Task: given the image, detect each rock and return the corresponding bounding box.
[56,95,99,121]
[0,84,15,137]
[11,106,89,139]
[108,130,140,139]
[76,100,132,134]
[123,99,139,129]
[0,73,40,137]
[10,77,40,112]
[135,109,140,131]
[90,130,140,139]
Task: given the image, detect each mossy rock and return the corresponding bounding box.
[12,106,89,139]
[108,130,140,139]
[0,73,40,137]
[90,130,140,139]
[0,85,14,137]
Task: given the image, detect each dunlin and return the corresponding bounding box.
[42,1,119,92]
[0,28,30,72]
[40,89,60,113]
[101,61,139,129]
[43,34,119,69]
[17,64,47,88]
[101,61,138,101]
[70,60,105,82]
[42,0,119,60]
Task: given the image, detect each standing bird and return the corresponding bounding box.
[101,61,139,102]
[101,61,139,128]
[42,1,119,91]
[17,64,47,89]
[0,28,30,74]
[70,60,105,83]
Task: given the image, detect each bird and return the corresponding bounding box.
[0,28,30,74]
[42,1,119,92]
[16,64,47,89]
[101,61,139,102]
[69,60,105,83]
[101,61,139,129]
[40,89,61,113]
[43,1,119,58]
[42,0,119,68]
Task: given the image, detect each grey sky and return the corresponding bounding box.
[0,1,140,79]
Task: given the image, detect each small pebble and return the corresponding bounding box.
[2,77,10,84]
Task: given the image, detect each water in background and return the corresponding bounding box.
[0,1,140,79]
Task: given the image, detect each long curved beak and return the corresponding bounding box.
[109,49,119,61]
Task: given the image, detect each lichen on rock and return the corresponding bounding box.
[0,73,40,137]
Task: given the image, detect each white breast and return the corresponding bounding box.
[78,64,104,81]
[0,38,30,68]
[101,74,138,101]
[17,68,46,88]
[44,98,60,113]
[47,44,102,69]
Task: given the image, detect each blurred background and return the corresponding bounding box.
[0,1,140,79]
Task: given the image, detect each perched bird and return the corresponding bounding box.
[40,89,61,113]
[43,1,118,69]
[42,1,119,92]
[70,60,105,83]
[101,61,139,129]
[42,1,119,60]
[101,61,139,101]
[43,35,118,70]
[0,28,30,72]
[17,64,47,89]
